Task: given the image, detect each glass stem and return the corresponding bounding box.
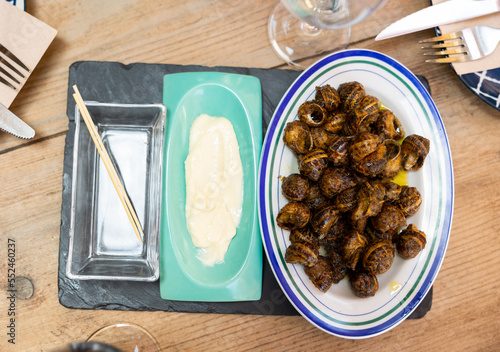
[300,22,322,37]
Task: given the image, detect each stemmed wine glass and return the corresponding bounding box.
[269,0,388,68]
[85,322,160,351]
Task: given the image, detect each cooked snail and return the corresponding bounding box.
[341,230,369,270]
[285,242,318,267]
[370,203,406,237]
[338,81,365,111]
[283,121,313,154]
[321,215,348,250]
[319,167,357,198]
[310,205,341,240]
[401,134,430,171]
[350,268,379,298]
[327,135,350,166]
[299,149,329,181]
[349,132,383,163]
[350,217,368,233]
[382,180,402,201]
[328,250,348,283]
[281,173,310,202]
[311,127,335,150]
[376,109,404,140]
[380,139,402,178]
[304,257,336,292]
[335,186,358,212]
[351,142,387,177]
[351,181,386,221]
[395,186,422,217]
[276,202,310,230]
[315,84,340,112]
[323,111,347,134]
[298,101,328,126]
[395,224,427,259]
[362,240,395,275]
[351,95,381,134]
[289,227,318,248]
[303,183,331,212]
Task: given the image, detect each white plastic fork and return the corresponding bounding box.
[420,25,500,63]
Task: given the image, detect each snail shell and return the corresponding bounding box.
[320,215,348,250]
[298,101,328,126]
[395,186,422,217]
[328,250,348,284]
[281,173,311,202]
[380,139,402,178]
[351,181,386,221]
[302,183,331,213]
[401,134,430,171]
[299,149,329,181]
[310,205,341,240]
[352,95,381,134]
[341,230,369,270]
[351,142,387,177]
[350,217,368,233]
[356,95,381,118]
[350,268,379,298]
[314,84,340,112]
[349,132,383,163]
[319,167,357,198]
[323,111,347,134]
[338,81,365,111]
[327,135,350,166]
[283,121,313,154]
[334,186,358,212]
[376,109,405,140]
[276,202,311,231]
[285,242,318,267]
[382,180,402,202]
[289,227,318,248]
[395,224,427,259]
[362,240,396,275]
[304,257,336,292]
[370,203,406,237]
[310,127,335,150]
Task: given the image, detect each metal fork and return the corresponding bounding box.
[420,25,500,63]
[0,44,30,90]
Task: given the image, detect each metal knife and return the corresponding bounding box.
[376,0,500,41]
[0,103,35,139]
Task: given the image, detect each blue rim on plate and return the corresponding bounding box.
[258,49,454,338]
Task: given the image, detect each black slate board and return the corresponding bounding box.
[58,61,432,318]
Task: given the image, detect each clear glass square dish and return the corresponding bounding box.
[66,102,166,281]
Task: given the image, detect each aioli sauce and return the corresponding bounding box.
[184,114,244,266]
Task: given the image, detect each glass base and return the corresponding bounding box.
[85,322,160,352]
[268,2,350,69]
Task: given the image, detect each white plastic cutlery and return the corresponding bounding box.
[0,103,35,139]
[376,0,500,40]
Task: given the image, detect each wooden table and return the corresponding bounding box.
[1,0,499,350]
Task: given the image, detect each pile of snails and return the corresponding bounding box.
[276,81,430,297]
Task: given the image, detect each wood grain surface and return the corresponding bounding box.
[0,0,499,351]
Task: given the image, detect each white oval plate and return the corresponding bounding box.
[258,49,454,339]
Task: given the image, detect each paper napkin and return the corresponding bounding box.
[432,0,499,75]
[0,1,57,107]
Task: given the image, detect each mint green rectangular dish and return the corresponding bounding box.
[160,72,263,302]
